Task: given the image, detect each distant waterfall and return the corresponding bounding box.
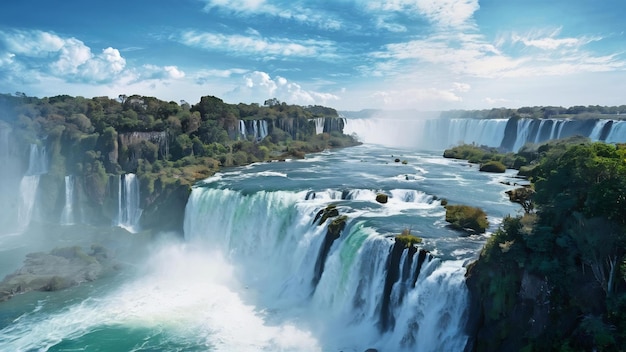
[16,144,49,232]
[239,120,247,139]
[117,173,142,233]
[60,175,75,225]
[184,187,469,351]
[239,120,268,141]
[344,118,508,150]
[345,117,626,151]
[314,118,325,134]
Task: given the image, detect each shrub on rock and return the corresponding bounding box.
[445,204,489,234]
[479,161,506,173]
[395,229,423,248]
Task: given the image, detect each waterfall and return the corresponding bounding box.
[184,187,469,351]
[239,120,246,139]
[604,120,626,143]
[117,173,142,233]
[314,118,325,134]
[25,143,49,176]
[345,117,626,151]
[60,175,75,225]
[15,144,49,232]
[344,117,508,150]
[256,120,268,141]
[239,120,268,141]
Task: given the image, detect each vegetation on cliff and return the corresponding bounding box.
[466,141,626,351]
[0,93,359,231]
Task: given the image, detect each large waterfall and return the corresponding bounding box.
[345,117,626,151]
[16,144,49,232]
[117,173,142,233]
[184,186,470,351]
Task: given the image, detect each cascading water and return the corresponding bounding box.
[60,175,75,225]
[344,117,508,150]
[0,144,523,351]
[239,120,246,139]
[314,117,325,134]
[239,120,269,141]
[184,187,469,351]
[117,173,142,233]
[16,144,49,232]
[345,117,626,151]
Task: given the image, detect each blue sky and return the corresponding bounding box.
[0,0,625,111]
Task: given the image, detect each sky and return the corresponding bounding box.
[0,0,625,111]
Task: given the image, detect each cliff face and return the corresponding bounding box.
[465,142,626,351]
[464,254,551,351]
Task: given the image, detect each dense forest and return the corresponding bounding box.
[446,140,626,351]
[440,105,626,120]
[0,93,359,232]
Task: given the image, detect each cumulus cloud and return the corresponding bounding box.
[0,30,64,56]
[0,30,128,84]
[0,29,195,90]
[225,71,339,105]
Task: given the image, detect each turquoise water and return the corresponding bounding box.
[0,144,522,352]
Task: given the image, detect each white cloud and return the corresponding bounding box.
[178,30,335,59]
[225,71,339,105]
[0,30,64,56]
[415,0,479,28]
[139,64,186,81]
[369,27,624,81]
[510,28,601,50]
[366,0,479,29]
[51,38,92,74]
[0,52,15,66]
[0,30,128,84]
[201,0,343,31]
[203,0,266,12]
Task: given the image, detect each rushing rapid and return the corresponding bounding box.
[0,143,522,351]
